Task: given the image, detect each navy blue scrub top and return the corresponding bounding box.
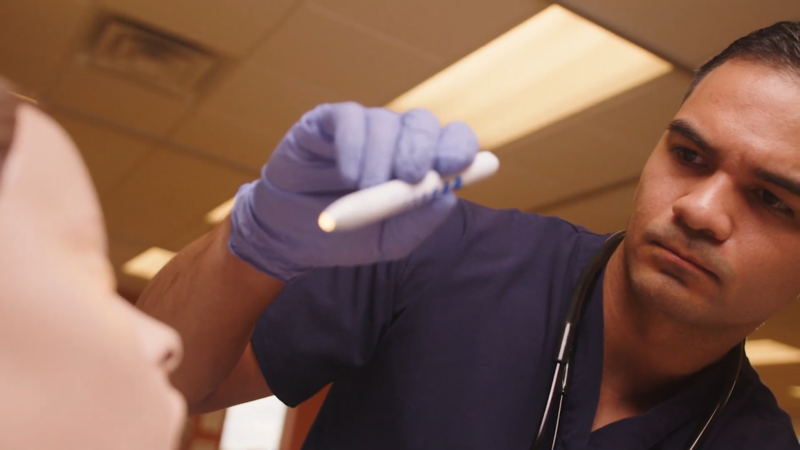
[251,200,799,449]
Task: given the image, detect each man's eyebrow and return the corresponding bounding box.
[667,119,719,158]
[754,168,800,199]
[668,119,800,199]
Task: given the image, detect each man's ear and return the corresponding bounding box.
[0,79,18,180]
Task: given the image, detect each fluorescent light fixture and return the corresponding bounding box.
[122,247,176,280]
[9,91,38,105]
[788,386,800,399]
[746,339,800,366]
[220,397,286,450]
[387,5,672,150]
[206,197,235,224]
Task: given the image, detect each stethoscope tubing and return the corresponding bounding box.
[532,231,743,450]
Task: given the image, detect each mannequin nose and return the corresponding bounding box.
[141,315,183,374]
[120,299,183,374]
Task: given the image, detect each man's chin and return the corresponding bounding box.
[629,267,719,326]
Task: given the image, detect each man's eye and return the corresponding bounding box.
[671,147,705,165]
[758,189,794,217]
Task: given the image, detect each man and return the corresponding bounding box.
[137,21,800,448]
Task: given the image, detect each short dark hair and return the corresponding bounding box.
[685,21,800,100]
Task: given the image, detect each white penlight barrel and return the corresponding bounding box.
[318,151,500,232]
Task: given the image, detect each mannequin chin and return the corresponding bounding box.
[0,84,185,449]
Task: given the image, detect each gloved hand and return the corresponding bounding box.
[228,102,479,282]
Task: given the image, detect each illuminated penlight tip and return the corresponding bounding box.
[318,212,336,232]
[122,247,176,280]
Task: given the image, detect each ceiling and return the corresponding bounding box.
[1,0,799,428]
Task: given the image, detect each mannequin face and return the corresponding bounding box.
[0,97,185,448]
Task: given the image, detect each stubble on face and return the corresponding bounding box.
[623,199,734,328]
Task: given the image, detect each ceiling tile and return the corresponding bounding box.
[535,180,638,234]
[98,0,299,57]
[46,63,191,136]
[751,300,800,351]
[491,126,641,209]
[100,147,254,244]
[108,238,152,300]
[458,160,562,210]
[463,71,688,211]
[0,0,93,93]
[116,271,149,301]
[170,64,346,170]
[249,2,442,105]
[559,0,800,69]
[108,237,150,269]
[188,64,345,134]
[50,111,154,192]
[314,0,548,63]
[583,70,691,153]
[170,109,283,171]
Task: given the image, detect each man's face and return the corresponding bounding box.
[625,60,800,330]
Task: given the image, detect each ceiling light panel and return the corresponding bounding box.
[122,247,176,280]
[206,197,235,224]
[788,386,800,399]
[387,5,672,150]
[746,339,800,366]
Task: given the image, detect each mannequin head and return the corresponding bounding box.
[0,80,185,449]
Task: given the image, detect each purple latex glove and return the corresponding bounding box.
[228,102,478,282]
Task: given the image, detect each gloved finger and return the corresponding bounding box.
[392,108,440,184]
[320,102,368,186]
[268,103,361,193]
[290,103,337,161]
[380,193,457,260]
[266,138,349,193]
[434,121,479,176]
[359,108,401,190]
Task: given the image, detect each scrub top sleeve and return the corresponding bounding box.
[250,260,405,407]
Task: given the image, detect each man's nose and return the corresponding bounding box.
[671,174,734,242]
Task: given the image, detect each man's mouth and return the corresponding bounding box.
[653,241,719,281]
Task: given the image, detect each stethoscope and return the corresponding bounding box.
[532,230,745,450]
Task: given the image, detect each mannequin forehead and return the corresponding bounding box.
[0,103,112,289]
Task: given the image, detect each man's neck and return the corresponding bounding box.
[593,241,748,431]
